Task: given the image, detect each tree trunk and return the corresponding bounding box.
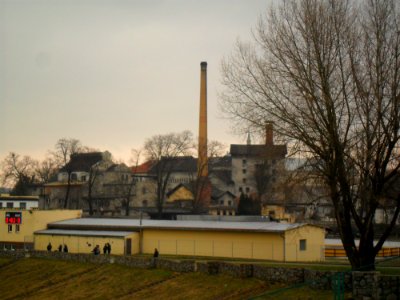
[64,172,71,209]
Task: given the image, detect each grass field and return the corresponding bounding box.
[0,258,340,300]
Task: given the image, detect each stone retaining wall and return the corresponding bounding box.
[1,250,399,299]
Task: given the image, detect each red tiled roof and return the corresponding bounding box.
[131,160,154,174]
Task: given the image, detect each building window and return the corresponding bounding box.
[0,202,2,208]
[242,159,247,166]
[242,178,246,183]
[242,169,246,174]
[245,187,250,193]
[142,200,148,207]
[142,187,147,194]
[239,187,243,193]
[81,175,87,181]
[299,239,307,251]
[71,173,78,181]
[8,225,12,233]
[7,202,13,208]
[220,200,224,205]
[20,202,26,209]
[228,200,232,206]
[15,224,20,233]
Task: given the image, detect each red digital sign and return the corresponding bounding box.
[5,212,22,224]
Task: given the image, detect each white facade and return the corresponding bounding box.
[0,196,39,210]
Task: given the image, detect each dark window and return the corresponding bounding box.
[8,225,12,233]
[81,175,87,181]
[16,224,20,233]
[20,202,26,209]
[220,200,224,205]
[142,200,148,207]
[239,187,243,192]
[71,173,78,181]
[242,169,246,174]
[243,178,246,183]
[242,159,247,165]
[0,202,3,208]
[7,202,13,208]
[245,187,250,193]
[299,239,307,251]
[228,200,232,206]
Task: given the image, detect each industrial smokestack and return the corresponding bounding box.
[198,62,208,177]
[265,122,273,146]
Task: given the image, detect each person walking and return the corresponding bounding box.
[93,245,100,255]
[63,244,68,253]
[47,242,52,252]
[153,248,159,258]
[152,248,159,268]
[58,244,62,252]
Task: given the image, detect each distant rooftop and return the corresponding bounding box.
[230,144,287,158]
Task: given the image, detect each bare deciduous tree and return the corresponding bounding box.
[1,152,36,193]
[51,138,85,208]
[34,156,58,184]
[144,131,193,218]
[220,0,400,270]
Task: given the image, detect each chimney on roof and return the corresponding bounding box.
[265,122,273,146]
[198,61,208,177]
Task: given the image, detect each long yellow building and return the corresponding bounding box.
[33,218,325,262]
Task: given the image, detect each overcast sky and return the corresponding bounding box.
[0,0,272,163]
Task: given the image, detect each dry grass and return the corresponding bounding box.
[0,257,342,300]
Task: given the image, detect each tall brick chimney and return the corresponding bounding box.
[198,62,208,177]
[265,122,273,146]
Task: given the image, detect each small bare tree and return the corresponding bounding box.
[34,156,58,184]
[220,0,400,270]
[144,131,193,218]
[1,152,37,194]
[51,138,85,208]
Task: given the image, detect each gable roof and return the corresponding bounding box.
[166,183,193,197]
[131,160,155,174]
[211,187,236,201]
[59,152,104,172]
[149,156,197,173]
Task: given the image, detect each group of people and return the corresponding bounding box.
[92,243,112,255]
[103,243,111,255]
[47,242,68,253]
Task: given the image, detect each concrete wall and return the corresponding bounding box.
[0,210,82,244]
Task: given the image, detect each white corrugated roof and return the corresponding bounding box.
[35,229,134,237]
[49,218,313,233]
